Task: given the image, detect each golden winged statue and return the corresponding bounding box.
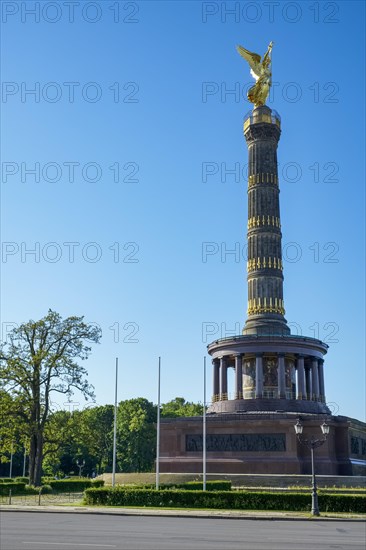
[236,42,273,107]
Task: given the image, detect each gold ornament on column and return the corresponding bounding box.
[236,41,273,107]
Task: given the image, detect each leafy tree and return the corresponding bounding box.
[116,398,157,472]
[80,405,114,474]
[40,405,114,477]
[46,410,95,477]
[0,390,28,476]
[0,310,101,485]
[161,397,203,418]
[0,391,25,461]
[41,410,75,476]
[64,405,114,475]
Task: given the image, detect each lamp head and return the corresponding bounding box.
[294,420,303,435]
[321,422,330,435]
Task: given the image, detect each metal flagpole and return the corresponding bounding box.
[203,356,207,491]
[112,357,118,488]
[156,357,161,490]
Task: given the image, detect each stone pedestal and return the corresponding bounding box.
[159,413,366,476]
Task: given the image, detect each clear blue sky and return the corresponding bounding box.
[1,0,365,421]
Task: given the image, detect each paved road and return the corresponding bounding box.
[1,512,365,550]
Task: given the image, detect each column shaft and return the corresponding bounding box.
[311,358,320,400]
[255,355,263,398]
[242,107,290,337]
[220,357,228,400]
[305,367,312,400]
[296,355,306,400]
[278,354,286,398]
[212,359,220,401]
[318,360,325,402]
[234,355,243,399]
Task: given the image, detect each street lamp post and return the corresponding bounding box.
[294,419,330,516]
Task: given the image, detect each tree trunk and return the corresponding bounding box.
[29,434,37,485]
[29,432,43,486]
[34,436,43,486]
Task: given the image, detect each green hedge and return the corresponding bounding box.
[1,480,104,496]
[0,478,14,483]
[0,483,62,496]
[0,482,26,495]
[24,484,53,495]
[49,479,104,492]
[166,481,232,491]
[84,488,366,514]
[138,481,231,492]
[14,477,29,483]
[318,494,366,513]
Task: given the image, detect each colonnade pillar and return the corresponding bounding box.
[305,366,312,399]
[318,359,325,402]
[212,358,220,399]
[296,355,306,400]
[220,357,228,400]
[234,354,243,399]
[311,358,320,400]
[211,352,326,404]
[277,354,286,399]
[255,354,263,398]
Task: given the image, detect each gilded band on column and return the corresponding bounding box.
[247,257,283,271]
[247,216,281,229]
[248,173,278,187]
[247,297,285,315]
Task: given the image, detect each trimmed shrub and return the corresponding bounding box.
[0,482,26,495]
[83,487,366,514]
[318,493,366,513]
[23,484,53,495]
[0,483,56,496]
[163,481,232,491]
[136,481,231,492]
[0,478,14,483]
[39,484,53,494]
[15,477,29,483]
[49,479,104,492]
[83,488,308,510]
[0,478,103,496]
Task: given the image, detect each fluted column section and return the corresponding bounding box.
[220,357,228,400]
[212,358,220,400]
[243,106,290,337]
[255,354,263,398]
[318,359,325,402]
[311,358,320,400]
[296,355,306,400]
[277,354,286,399]
[234,354,243,399]
[305,366,312,400]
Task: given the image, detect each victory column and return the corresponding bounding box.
[159,44,365,476]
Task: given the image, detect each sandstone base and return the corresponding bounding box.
[160,412,366,476]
